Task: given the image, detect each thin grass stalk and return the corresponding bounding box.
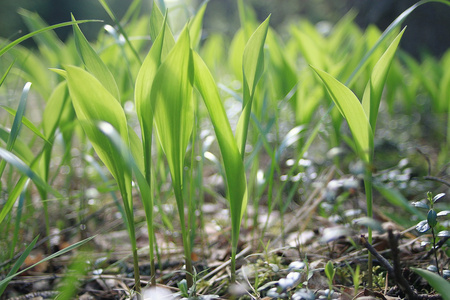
[11,181,29,258]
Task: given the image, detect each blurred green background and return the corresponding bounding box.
[0,0,449,59]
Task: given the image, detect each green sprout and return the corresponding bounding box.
[413,192,448,276]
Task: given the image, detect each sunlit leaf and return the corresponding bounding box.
[65,65,132,209]
[362,28,405,131]
[151,26,193,188]
[189,1,208,49]
[72,15,120,101]
[311,67,373,164]
[235,16,270,157]
[192,51,247,246]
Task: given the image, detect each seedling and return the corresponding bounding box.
[413,192,448,275]
[324,261,335,299]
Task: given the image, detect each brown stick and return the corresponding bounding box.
[360,233,418,300]
[387,230,418,300]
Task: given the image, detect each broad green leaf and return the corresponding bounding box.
[192,51,247,256]
[235,16,270,157]
[0,19,98,57]
[362,28,405,131]
[242,16,270,98]
[293,28,326,70]
[151,26,194,188]
[135,15,169,180]
[150,0,165,41]
[72,15,120,101]
[149,2,175,58]
[412,268,450,300]
[128,125,144,175]
[65,65,132,209]
[311,67,373,164]
[228,29,246,80]
[189,1,208,49]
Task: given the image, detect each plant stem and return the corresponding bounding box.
[364,168,373,289]
[231,249,236,283]
[128,217,141,296]
[174,185,193,287]
[431,228,441,276]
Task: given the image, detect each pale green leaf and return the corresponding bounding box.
[135,15,169,179]
[65,65,132,209]
[362,28,405,131]
[236,16,270,157]
[242,15,270,97]
[72,15,120,101]
[42,82,70,139]
[311,67,373,164]
[151,26,194,186]
[189,1,208,49]
[192,51,247,255]
[149,1,175,57]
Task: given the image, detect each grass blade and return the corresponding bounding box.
[0,148,62,224]
[0,235,38,296]
[0,60,14,87]
[0,20,100,57]
[0,236,95,289]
